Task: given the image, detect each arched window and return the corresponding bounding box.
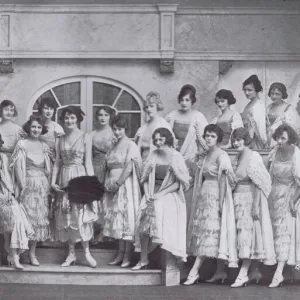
[29,76,143,138]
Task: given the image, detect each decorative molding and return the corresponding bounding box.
[177,7,300,15]
[160,59,175,74]
[0,59,13,73]
[219,60,234,75]
[0,15,10,48]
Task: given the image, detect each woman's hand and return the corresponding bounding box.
[252,204,260,221]
[51,184,64,193]
[290,200,297,218]
[109,182,120,193]
[146,192,163,205]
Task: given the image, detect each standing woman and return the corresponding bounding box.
[103,115,142,268]
[0,133,34,270]
[241,75,268,149]
[51,106,98,268]
[38,97,64,155]
[10,115,51,266]
[133,128,189,270]
[211,89,243,149]
[135,92,173,162]
[268,124,300,287]
[184,124,238,285]
[230,128,276,288]
[165,85,208,224]
[266,82,300,148]
[0,100,26,159]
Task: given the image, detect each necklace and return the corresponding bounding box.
[277,146,293,162]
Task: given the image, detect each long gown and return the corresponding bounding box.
[10,140,51,242]
[54,133,98,243]
[103,137,142,241]
[242,100,268,149]
[268,145,300,265]
[187,150,238,267]
[0,153,34,251]
[232,150,276,265]
[211,112,243,148]
[135,148,189,259]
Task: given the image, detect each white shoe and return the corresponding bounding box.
[182,273,200,286]
[231,275,249,288]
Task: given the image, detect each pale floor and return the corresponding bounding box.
[0,283,300,300]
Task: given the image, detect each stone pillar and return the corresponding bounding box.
[160,250,181,286]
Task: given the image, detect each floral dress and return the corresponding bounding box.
[54,133,98,243]
[10,140,51,242]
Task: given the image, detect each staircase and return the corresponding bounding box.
[0,247,163,286]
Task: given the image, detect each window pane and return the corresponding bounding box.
[115,91,140,111]
[93,82,121,105]
[53,82,81,105]
[117,113,141,138]
[33,90,57,110]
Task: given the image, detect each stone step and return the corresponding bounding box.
[0,264,162,285]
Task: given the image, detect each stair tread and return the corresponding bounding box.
[0,264,161,274]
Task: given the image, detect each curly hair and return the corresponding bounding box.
[231,127,252,147]
[203,124,223,144]
[22,115,48,136]
[215,89,236,105]
[243,75,263,93]
[0,100,18,117]
[94,105,117,126]
[178,84,197,104]
[111,115,129,132]
[152,127,174,147]
[37,97,58,118]
[268,82,288,100]
[143,91,164,112]
[59,106,85,123]
[272,124,299,145]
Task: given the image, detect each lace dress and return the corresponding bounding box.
[103,137,142,241]
[10,140,51,242]
[54,133,98,243]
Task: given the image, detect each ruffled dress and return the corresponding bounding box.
[54,133,98,243]
[0,153,34,250]
[103,137,142,241]
[135,149,190,259]
[268,145,300,264]
[10,140,51,242]
[232,151,275,264]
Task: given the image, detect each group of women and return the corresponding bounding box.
[0,74,300,289]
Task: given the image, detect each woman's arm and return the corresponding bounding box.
[15,158,25,191]
[51,139,63,192]
[116,161,133,186]
[251,185,261,220]
[218,172,226,212]
[84,135,94,176]
[289,187,300,217]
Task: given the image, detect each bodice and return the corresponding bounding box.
[39,121,64,150]
[26,156,45,170]
[216,119,232,145]
[60,134,85,167]
[92,129,115,156]
[202,160,219,181]
[272,159,294,185]
[155,164,168,184]
[106,139,131,170]
[235,163,251,185]
[173,121,190,149]
[0,123,24,154]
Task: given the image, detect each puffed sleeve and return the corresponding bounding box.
[217,151,236,188]
[231,112,244,130]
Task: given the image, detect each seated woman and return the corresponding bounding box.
[184,124,237,285]
[211,89,243,149]
[135,92,173,163]
[241,75,268,149]
[133,127,189,270]
[266,82,300,148]
[268,124,300,288]
[10,115,52,266]
[0,133,34,270]
[103,115,142,268]
[0,100,26,160]
[230,128,276,288]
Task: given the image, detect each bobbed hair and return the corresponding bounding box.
[0,100,18,117]
[268,82,288,100]
[203,124,224,144]
[94,105,117,125]
[177,84,197,104]
[37,97,58,118]
[111,115,129,132]
[143,91,164,112]
[22,115,48,136]
[215,89,236,105]
[152,127,174,147]
[272,124,299,145]
[231,127,252,147]
[59,106,85,123]
[243,75,263,93]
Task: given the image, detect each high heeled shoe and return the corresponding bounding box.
[108,253,124,266]
[7,255,24,270]
[120,260,131,268]
[29,254,40,266]
[131,261,149,271]
[205,272,227,284]
[231,275,249,288]
[248,269,262,284]
[269,274,284,288]
[182,273,200,285]
[85,252,97,268]
[61,253,76,267]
